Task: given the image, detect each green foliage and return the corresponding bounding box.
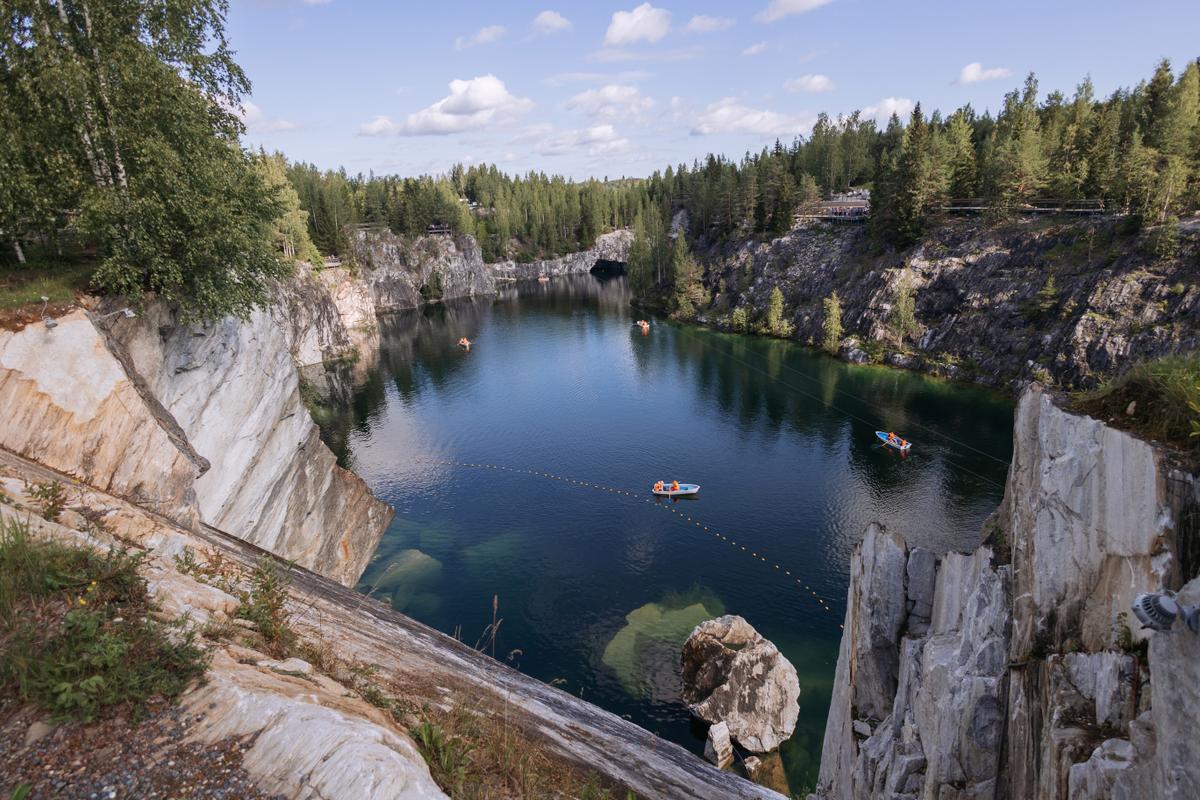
[27,481,67,522]
[412,721,475,795]
[762,286,794,338]
[1,1,295,320]
[668,234,708,320]
[1073,355,1200,454]
[0,517,207,721]
[234,557,296,657]
[889,277,918,346]
[420,270,444,302]
[1151,217,1182,261]
[1024,275,1061,319]
[729,306,749,333]
[822,292,843,353]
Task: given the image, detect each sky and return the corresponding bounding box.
[228,0,1200,181]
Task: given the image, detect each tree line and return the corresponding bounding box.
[624,59,1200,311]
[0,0,322,319]
[284,162,647,263]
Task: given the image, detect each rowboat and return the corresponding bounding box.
[652,482,700,497]
[875,431,912,451]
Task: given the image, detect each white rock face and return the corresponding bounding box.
[0,312,204,528]
[184,650,447,800]
[811,525,1010,800]
[493,229,633,281]
[111,301,391,586]
[681,615,801,753]
[812,385,1200,800]
[1005,384,1171,656]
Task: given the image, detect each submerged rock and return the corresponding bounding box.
[681,615,800,752]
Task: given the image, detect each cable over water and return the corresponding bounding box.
[421,459,842,621]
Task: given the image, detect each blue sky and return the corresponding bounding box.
[229,0,1200,180]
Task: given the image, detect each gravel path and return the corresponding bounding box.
[0,704,283,799]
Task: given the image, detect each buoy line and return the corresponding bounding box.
[420,459,840,617]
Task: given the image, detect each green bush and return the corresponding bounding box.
[0,518,207,721]
[1073,355,1200,453]
[235,557,297,657]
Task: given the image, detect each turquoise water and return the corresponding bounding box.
[316,274,1013,792]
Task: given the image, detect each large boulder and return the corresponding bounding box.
[681,615,800,752]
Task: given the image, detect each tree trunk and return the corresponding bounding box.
[80,1,128,190]
[12,239,27,264]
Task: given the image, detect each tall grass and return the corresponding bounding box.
[1074,355,1200,451]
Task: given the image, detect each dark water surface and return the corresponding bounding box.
[316,274,1013,792]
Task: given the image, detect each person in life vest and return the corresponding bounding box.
[887,431,896,444]
[654,480,664,492]
[671,480,680,491]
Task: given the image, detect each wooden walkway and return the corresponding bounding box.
[795,197,1113,223]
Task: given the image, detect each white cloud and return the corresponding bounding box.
[543,70,651,86]
[455,25,506,50]
[743,41,768,56]
[604,3,670,46]
[862,97,915,124]
[532,10,571,35]
[684,15,734,33]
[784,73,834,92]
[690,97,812,136]
[566,84,654,119]
[360,75,533,136]
[536,124,633,157]
[755,0,834,23]
[956,62,1012,85]
[239,101,298,133]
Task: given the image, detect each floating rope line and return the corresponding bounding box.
[421,459,839,613]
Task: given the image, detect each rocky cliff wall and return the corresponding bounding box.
[811,385,1200,800]
[493,229,633,281]
[699,218,1198,389]
[107,293,391,587]
[0,310,206,529]
[348,229,495,310]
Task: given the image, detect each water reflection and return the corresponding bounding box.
[313,274,1013,790]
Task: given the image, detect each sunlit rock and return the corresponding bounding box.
[681,615,800,753]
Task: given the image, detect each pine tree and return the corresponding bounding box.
[822,292,843,353]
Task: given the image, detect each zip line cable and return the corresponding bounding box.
[420,459,841,615]
[666,324,1009,490]
[669,322,1014,468]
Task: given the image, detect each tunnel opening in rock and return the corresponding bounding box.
[590,259,626,275]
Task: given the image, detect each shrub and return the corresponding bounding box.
[235,557,297,657]
[1073,355,1200,455]
[27,482,67,522]
[0,518,207,721]
[822,292,843,354]
[729,306,749,333]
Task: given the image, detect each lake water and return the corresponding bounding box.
[316,273,1013,792]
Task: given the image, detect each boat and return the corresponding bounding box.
[635,319,650,331]
[457,337,472,350]
[875,431,912,451]
[538,275,549,283]
[651,482,700,497]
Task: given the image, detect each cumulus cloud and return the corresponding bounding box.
[566,84,654,119]
[360,75,533,136]
[455,25,506,50]
[784,73,834,92]
[743,41,768,56]
[684,15,734,33]
[536,124,632,157]
[690,97,811,136]
[239,101,298,133]
[532,10,571,35]
[755,0,834,23]
[956,62,1012,85]
[604,3,670,46]
[862,97,915,124]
